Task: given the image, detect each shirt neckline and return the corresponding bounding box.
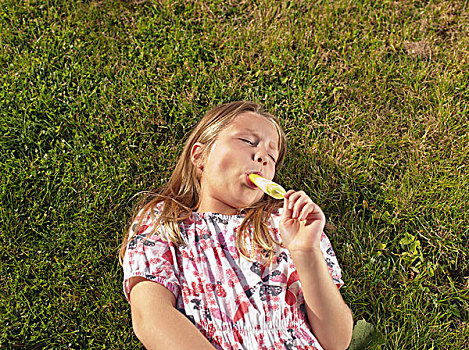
[193,211,246,219]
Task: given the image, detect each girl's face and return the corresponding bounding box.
[192,112,280,215]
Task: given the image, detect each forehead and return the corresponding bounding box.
[225,112,280,147]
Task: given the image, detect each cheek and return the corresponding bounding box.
[221,147,245,165]
[213,154,234,173]
[268,165,276,179]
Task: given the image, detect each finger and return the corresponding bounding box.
[303,204,326,225]
[283,190,295,217]
[292,196,312,219]
[286,190,306,210]
[287,191,310,218]
[299,202,319,221]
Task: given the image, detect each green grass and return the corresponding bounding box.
[1,0,468,348]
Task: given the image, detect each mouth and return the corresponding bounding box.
[246,171,262,189]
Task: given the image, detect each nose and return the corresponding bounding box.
[255,150,268,166]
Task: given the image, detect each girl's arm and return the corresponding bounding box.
[129,277,216,350]
[280,190,353,350]
[291,249,353,350]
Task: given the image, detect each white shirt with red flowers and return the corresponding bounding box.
[123,203,344,350]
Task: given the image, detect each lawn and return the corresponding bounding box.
[1,0,468,348]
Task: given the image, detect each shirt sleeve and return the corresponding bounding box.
[122,206,181,303]
[319,232,344,288]
[270,208,345,288]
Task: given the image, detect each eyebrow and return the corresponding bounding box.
[239,128,279,153]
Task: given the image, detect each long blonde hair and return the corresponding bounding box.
[119,101,288,264]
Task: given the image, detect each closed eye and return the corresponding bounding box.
[239,138,254,145]
[240,138,277,163]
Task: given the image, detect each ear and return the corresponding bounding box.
[190,142,205,170]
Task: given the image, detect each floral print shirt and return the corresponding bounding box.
[123,203,344,350]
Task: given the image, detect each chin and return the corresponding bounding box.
[234,190,264,209]
[242,197,264,208]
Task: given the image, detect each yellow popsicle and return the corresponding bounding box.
[248,174,286,199]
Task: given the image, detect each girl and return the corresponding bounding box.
[120,101,353,349]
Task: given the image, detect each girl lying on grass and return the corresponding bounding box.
[119,101,353,349]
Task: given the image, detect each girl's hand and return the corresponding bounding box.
[279,190,326,254]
